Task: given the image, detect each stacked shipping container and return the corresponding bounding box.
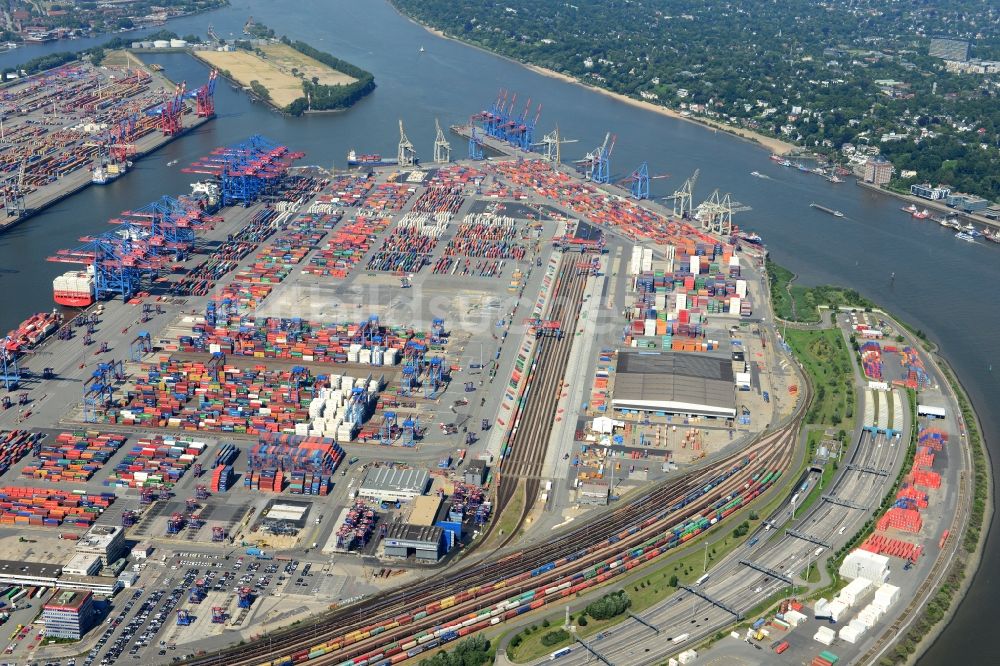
[20,432,126,482]
[0,486,114,527]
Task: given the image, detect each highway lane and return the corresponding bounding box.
[547,421,906,666]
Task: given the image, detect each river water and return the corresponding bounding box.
[0,1,995,662]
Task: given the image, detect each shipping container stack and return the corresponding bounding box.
[493,159,722,249]
[365,212,448,274]
[0,486,114,528]
[21,432,126,483]
[860,342,883,380]
[0,430,41,475]
[245,434,343,495]
[211,525,226,542]
[899,346,931,389]
[114,360,327,434]
[304,214,392,278]
[335,499,376,551]
[209,464,234,493]
[172,208,280,297]
[105,436,206,489]
[181,312,421,366]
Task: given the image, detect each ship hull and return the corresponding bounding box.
[53,292,95,307]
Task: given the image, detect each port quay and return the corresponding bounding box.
[0,54,980,666]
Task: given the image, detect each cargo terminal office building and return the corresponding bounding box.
[610,351,737,420]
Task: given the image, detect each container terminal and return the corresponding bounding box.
[0,91,969,666]
[0,57,217,233]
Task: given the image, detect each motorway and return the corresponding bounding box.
[550,422,906,666]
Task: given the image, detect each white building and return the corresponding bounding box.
[840,549,890,583]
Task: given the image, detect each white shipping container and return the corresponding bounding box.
[736,279,748,297]
[729,297,741,314]
[874,583,900,610]
[783,609,807,627]
[677,649,697,664]
[644,319,657,336]
[840,550,890,582]
[813,626,836,646]
[827,599,848,622]
[690,255,700,275]
[839,625,861,644]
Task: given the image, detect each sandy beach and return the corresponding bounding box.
[413,21,797,156]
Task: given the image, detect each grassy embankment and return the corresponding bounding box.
[767,258,875,323]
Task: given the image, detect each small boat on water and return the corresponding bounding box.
[735,231,763,245]
[750,171,765,178]
[826,175,843,183]
[955,232,977,243]
[810,203,845,217]
[963,223,982,237]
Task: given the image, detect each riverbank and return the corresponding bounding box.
[766,253,990,666]
[856,180,1000,233]
[392,7,796,157]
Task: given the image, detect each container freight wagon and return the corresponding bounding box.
[264,458,780,666]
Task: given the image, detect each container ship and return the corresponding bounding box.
[5,311,61,352]
[91,161,128,185]
[52,266,95,307]
[347,150,398,167]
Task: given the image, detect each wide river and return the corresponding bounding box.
[0,2,995,662]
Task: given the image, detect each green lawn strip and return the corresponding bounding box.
[784,328,855,428]
[484,482,525,549]
[767,259,875,323]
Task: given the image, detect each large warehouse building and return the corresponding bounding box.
[359,467,430,503]
[383,523,443,562]
[611,351,736,419]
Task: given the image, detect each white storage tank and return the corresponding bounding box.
[152,40,170,48]
[169,39,188,48]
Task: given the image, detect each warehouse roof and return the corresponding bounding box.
[612,351,736,418]
[410,495,442,526]
[360,467,429,496]
[384,523,443,548]
[0,560,61,580]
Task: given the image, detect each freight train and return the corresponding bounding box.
[251,461,784,666]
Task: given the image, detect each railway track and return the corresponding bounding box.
[183,403,802,666]
[491,254,589,545]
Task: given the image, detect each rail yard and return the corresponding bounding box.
[0,87,971,666]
